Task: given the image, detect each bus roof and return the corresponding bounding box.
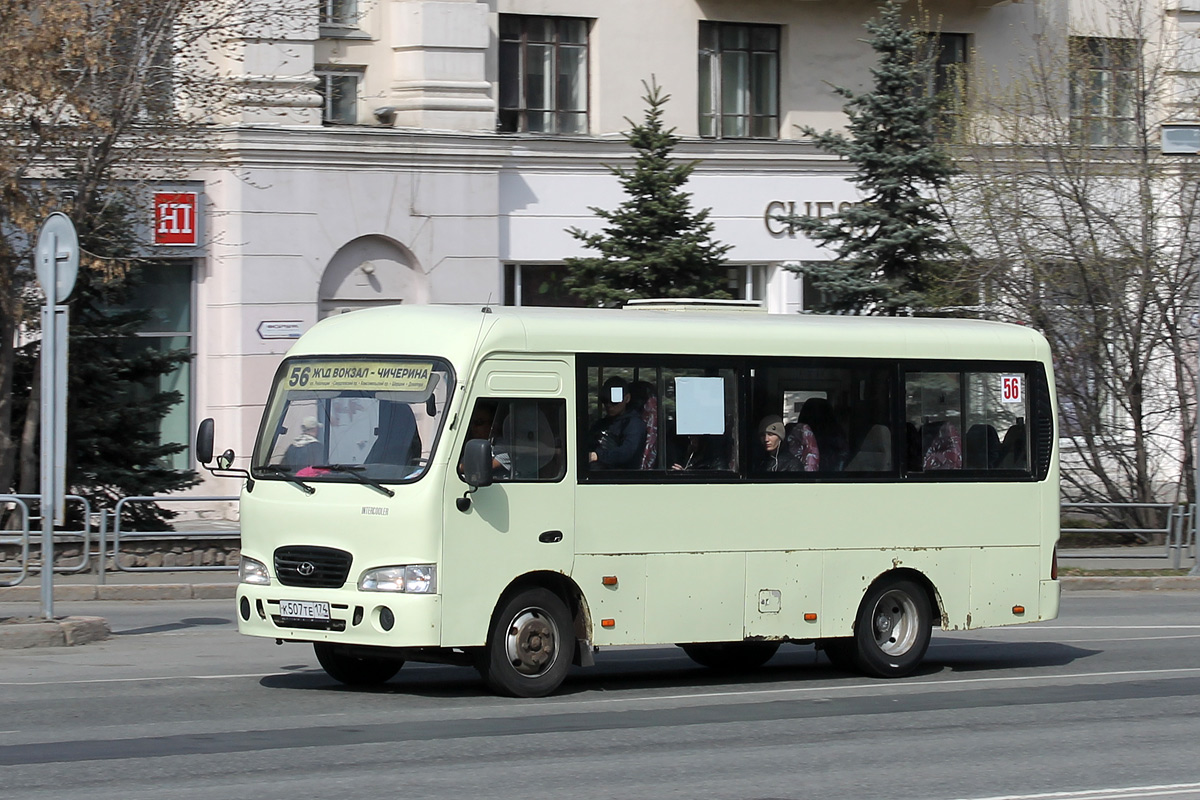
[287,304,1052,367]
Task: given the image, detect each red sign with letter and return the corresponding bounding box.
[153,192,198,246]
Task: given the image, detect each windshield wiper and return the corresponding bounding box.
[311,464,396,498]
[255,465,315,495]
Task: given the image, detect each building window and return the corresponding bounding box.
[921,33,968,139]
[504,264,588,307]
[315,68,362,125]
[110,261,195,471]
[319,0,356,26]
[1070,37,1138,147]
[727,265,766,304]
[699,22,779,139]
[498,15,589,134]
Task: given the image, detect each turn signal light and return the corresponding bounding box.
[1012,605,1025,615]
[601,618,615,628]
[804,613,818,622]
[602,576,618,586]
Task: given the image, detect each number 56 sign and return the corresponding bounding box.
[1001,374,1024,404]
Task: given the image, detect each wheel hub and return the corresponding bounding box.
[872,590,918,656]
[506,609,558,676]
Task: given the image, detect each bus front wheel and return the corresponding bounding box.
[851,578,932,678]
[479,587,573,698]
[313,643,403,686]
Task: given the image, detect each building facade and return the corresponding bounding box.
[162,0,1196,496]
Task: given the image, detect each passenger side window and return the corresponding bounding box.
[580,363,740,477]
[965,371,1028,472]
[752,362,891,475]
[583,366,657,472]
[905,370,1030,474]
[462,398,566,482]
[664,367,738,474]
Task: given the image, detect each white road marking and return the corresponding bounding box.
[952,782,1200,800]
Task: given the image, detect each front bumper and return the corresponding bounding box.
[236,584,442,647]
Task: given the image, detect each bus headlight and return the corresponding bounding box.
[359,565,437,594]
[239,556,271,586]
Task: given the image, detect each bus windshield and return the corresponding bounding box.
[253,357,454,484]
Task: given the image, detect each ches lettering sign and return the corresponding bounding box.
[154,192,198,246]
[763,200,855,236]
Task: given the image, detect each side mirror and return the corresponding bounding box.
[197,418,215,465]
[195,419,253,490]
[461,439,494,489]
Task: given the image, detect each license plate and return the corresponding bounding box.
[279,599,331,621]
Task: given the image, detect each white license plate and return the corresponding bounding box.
[279,600,331,621]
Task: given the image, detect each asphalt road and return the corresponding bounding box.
[1,592,1198,800]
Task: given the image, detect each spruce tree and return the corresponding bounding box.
[564,80,731,306]
[781,0,964,315]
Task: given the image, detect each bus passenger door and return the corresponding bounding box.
[440,359,575,648]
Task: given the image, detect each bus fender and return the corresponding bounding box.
[866,567,945,629]
[492,570,594,667]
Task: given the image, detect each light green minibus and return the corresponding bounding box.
[198,304,1060,697]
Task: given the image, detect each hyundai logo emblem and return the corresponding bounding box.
[297,561,316,577]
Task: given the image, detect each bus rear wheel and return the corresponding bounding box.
[680,641,780,671]
[851,578,932,678]
[313,643,403,686]
[479,587,573,698]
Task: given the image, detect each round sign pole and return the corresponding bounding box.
[34,213,79,620]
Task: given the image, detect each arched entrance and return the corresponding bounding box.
[318,235,429,319]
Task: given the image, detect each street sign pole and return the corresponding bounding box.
[34,213,79,619]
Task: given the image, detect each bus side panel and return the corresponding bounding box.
[819,548,973,636]
[572,554,647,645]
[969,545,1046,627]
[644,553,745,645]
[744,551,824,640]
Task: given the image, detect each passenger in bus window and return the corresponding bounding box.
[587,376,647,469]
[671,434,729,471]
[922,420,963,470]
[785,421,820,472]
[282,416,322,468]
[468,402,496,441]
[757,417,799,472]
[797,397,846,471]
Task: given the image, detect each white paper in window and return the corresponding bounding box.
[675,377,726,435]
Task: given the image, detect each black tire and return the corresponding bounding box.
[479,587,573,698]
[850,578,932,678]
[313,643,403,686]
[680,641,780,671]
[818,637,858,671]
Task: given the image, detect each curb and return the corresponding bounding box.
[0,616,111,649]
[1060,576,1200,591]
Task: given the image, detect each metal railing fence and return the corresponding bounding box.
[2,494,95,574]
[0,496,30,587]
[108,495,240,575]
[1059,501,1196,569]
